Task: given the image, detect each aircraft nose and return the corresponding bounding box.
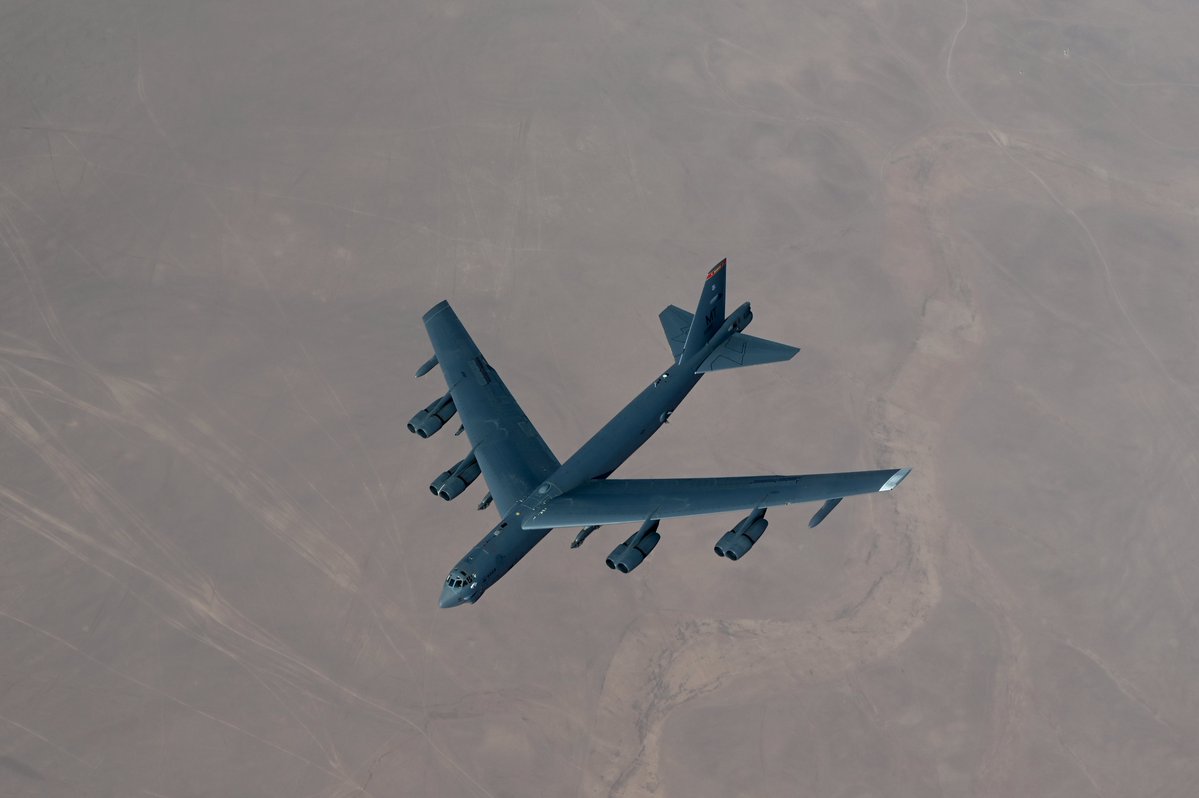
[438,584,458,609]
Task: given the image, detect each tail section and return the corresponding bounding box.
[658,304,692,360]
[659,258,799,372]
[693,332,799,372]
[682,259,727,357]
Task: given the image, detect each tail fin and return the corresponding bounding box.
[661,258,799,372]
[682,259,726,357]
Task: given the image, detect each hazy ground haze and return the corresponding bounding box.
[2,1,1198,795]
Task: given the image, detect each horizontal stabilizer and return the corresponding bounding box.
[695,332,800,373]
[522,468,911,529]
[659,305,693,360]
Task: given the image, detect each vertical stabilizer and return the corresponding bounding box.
[682,259,726,357]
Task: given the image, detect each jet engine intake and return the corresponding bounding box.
[606,519,661,573]
[714,509,768,561]
[436,454,481,501]
[407,393,457,438]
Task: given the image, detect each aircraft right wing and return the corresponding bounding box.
[422,301,560,516]
[521,468,910,529]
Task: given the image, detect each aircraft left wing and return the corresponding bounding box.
[422,301,560,515]
[521,468,910,529]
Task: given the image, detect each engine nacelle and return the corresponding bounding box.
[437,454,481,501]
[714,509,768,561]
[408,397,439,434]
[408,394,457,438]
[606,520,661,573]
[429,469,454,496]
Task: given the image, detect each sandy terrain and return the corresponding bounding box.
[2,1,1197,795]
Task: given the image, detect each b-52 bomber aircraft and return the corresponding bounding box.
[410,260,910,607]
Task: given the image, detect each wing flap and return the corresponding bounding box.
[423,301,560,515]
[521,468,910,529]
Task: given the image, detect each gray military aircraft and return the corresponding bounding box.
[410,260,910,607]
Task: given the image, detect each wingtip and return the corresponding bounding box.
[879,467,911,491]
[422,300,451,322]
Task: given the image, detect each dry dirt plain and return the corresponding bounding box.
[2,1,1198,796]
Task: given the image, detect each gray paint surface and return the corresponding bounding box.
[3,1,1199,796]
[423,272,886,606]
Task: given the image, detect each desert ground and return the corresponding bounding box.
[2,1,1197,796]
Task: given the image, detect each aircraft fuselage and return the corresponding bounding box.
[438,302,752,607]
